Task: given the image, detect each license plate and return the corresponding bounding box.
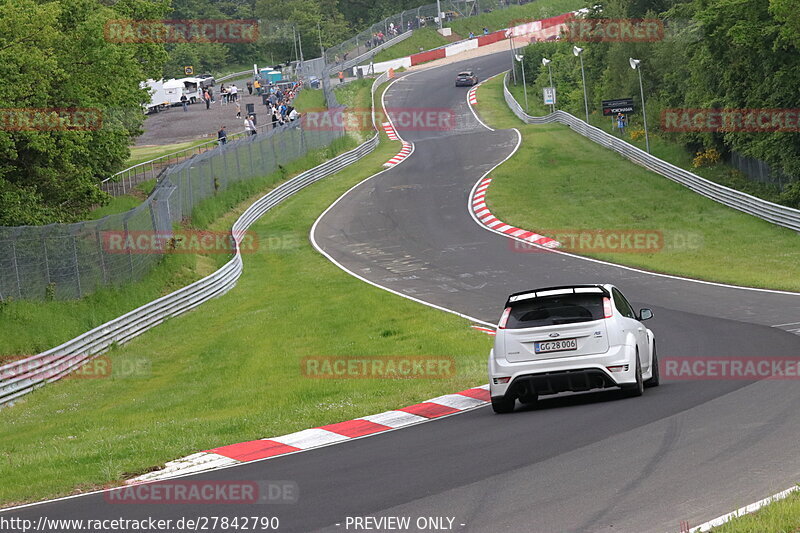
[534,338,578,354]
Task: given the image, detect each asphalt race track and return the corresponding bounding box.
[4,51,800,533]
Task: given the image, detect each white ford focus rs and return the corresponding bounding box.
[488,284,659,413]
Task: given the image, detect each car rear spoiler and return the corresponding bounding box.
[505,285,609,306]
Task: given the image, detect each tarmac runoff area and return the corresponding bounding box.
[135,86,268,147]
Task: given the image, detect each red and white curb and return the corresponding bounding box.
[471,176,561,248]
[382,121,399,140]
[468,86,478,105]
[383,141,412,167]
[471,325,496,336]
[129,385,491,483]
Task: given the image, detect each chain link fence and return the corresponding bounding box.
[728,151,796,189]
[0,117,344,301]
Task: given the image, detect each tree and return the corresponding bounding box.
[0,0,170,225]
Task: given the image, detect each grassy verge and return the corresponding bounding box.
[368,0,585,65]
[474,75,800,292]
[126,140,207,167]
[506,80,790,206]
[292,86,327,112]
[447,0,586,35]
[0,82,491,506]
[87,180,157,220]
[710,488,800,532]
[0,141,357,359]
[370,28,450,63]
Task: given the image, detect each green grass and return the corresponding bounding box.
[370,28,450,63]
[0,139,358,360]
[506,79,789,206]
[370,0,585,65]
[335,78,377,142]
[447,0,586,35]
[87,180,157,220]
[0,82,492,507]
[474,74,800,292]
[292,86,327,112]
[126,140,207,167]
[710,488,800,532]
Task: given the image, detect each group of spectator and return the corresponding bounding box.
[217,81,303,146]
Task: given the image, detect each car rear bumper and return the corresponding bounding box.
[488,345,637,399]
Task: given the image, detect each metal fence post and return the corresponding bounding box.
[95,228,108,284]
[11,241,21,299]
[71,235,82,299]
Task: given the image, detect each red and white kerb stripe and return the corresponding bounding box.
[471,177,561,248]
[129,385,491,483]
[382,121,399,140]
[383,141,412,168]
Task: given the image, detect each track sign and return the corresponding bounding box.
[543,87,556,105]
[184,66,194,75]
[602,98,634,116]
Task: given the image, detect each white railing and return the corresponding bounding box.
[0,73,391,407]
[502,73,800,233]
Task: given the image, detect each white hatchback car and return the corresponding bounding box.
[488,284,658,413]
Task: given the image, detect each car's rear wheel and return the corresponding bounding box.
[645,344,660,388]
[491,396,515,414]
[622,353,644,397]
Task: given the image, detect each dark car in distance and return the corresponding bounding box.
[455,70,478,87]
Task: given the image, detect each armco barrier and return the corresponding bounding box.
[0,72,389,407]
[502,73,800,233]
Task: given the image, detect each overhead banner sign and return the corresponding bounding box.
[602,98,634,116]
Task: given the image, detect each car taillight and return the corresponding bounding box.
[603,297,613,318]
[498,307,512,329]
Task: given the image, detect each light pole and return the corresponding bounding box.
[573,46,589,124]
[507,30,517,85]
[437,0,442,30]
[629,57,650,153]
[542,57,554,113]
[515,54,528,112]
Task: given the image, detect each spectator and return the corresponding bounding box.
[253,79,261,95]
[208,87,214,103]
[229,84,238,102]
[338,70,344,84]
[288,107,299,121]
[180,94,188,112]
[220,85,228,104]
[236,101,241,119]
[271,107,279,129]
[469,31,475,39]
[203,89,211,110]
[245,115,256,136]
[483,27,489,36]
[246,80,253,95]
[217,125,227,145]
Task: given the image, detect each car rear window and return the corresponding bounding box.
[506,294,604,329]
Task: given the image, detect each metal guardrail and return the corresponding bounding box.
[329,31,413,74]
[217,70,252,82]
[502,73,800,233]
[0,73,389,407]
